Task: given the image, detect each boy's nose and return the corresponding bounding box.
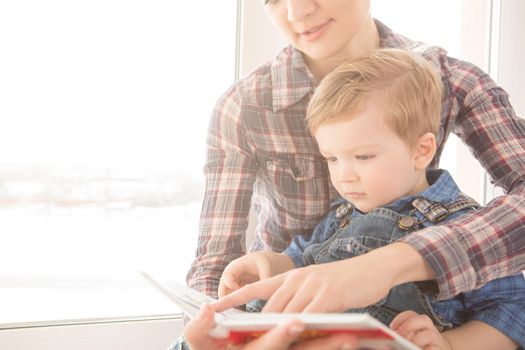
[286,0,317,22]
[337,165,359,183]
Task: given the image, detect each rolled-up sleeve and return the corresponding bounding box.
[402,60,525,300]
[186,85,257,298]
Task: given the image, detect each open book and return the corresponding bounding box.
[140,271,421,350]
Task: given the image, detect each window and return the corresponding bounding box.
[0,0,238,322]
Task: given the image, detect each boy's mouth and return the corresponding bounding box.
[345,192,366,199]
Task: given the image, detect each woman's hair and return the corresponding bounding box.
[306,49,443,146]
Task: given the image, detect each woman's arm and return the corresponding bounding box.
[186,85,258,298]
[401,58,525,300]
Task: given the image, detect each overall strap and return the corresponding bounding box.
[335,201,353,219]
[411,193,480,223]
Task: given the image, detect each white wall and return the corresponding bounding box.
[498,0,525,116]
[484,0,525,200]
[446,0,492,204]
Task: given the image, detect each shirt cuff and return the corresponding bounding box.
[187,273,221,299]
[399,224,478,300]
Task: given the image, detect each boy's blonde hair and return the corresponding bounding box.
[306,49,443,146]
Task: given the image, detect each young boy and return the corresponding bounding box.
[218,49,525,349]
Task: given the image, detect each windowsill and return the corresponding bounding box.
[0,273,183,329]
[0,313,181,330]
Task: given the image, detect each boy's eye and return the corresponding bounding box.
[264,0,278,4]
[355,155,375,161]
[324,157,337,163]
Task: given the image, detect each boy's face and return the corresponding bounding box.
[315,109,428,213]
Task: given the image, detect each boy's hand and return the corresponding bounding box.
[219,252,273,297]
[218,251,295,298]
[390,311,452,350]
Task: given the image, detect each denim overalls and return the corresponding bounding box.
[301,193,479,331]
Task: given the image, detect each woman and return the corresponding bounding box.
[178,0,525,349]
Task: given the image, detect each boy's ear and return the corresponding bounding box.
[413,132,437,170]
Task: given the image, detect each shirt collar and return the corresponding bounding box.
[375,19,412,49]
[333,169,461,216]
[385,169,460,211]
[270,46,316,112]
[269,20,412,112]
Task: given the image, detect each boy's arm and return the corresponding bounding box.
[443,320,518,350]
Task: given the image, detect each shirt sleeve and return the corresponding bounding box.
[401,59,525,300]
[186,84,257,298]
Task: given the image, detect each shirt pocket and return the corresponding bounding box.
[262,154,332,220]
[322,237,356,262]
[265,156,317,181]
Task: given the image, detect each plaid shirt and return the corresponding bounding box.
[187,20,525,300]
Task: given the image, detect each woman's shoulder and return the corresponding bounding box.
[412,43,495,93]
[379,20,491,88]
[404,42,503,109]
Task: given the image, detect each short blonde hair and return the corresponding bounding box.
[306,49,443,146]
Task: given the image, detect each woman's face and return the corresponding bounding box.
[263,0,372,61]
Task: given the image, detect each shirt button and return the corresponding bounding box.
[398,216,415,230]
